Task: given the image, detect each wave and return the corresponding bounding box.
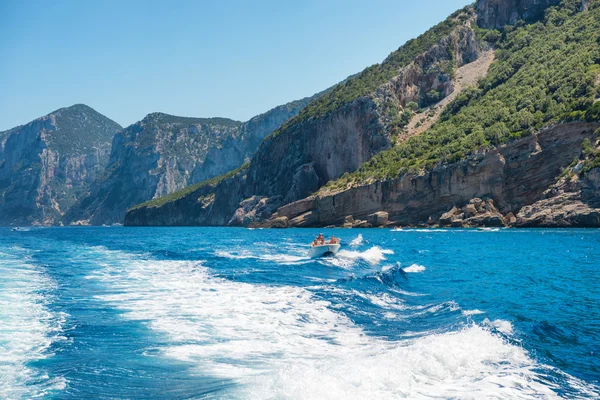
[349,234,364,247]
[241,323,598,399]
[0,248,67,398]
[483,318,514,335]
[403,264,426,273]
[336,263,408,287]
[336,246,394,265]
[84,246,599,399]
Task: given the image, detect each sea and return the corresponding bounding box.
[0,227,598,399]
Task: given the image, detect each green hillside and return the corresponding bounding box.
[269,6,475,138]
[325,0,600,191]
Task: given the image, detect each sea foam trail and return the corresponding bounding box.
[86,247,598,399]
[0,247,66,399]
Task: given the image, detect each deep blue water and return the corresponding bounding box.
[0,227,599,399]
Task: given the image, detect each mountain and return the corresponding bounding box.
[64,90,328,225]
[0,104,122,226]
[126,0,600,228]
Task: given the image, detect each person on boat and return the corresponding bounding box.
[317,233,325,245]
[312,238,318,247]
[329,235,338,244]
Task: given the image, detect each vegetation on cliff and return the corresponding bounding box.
[128,163,248,210]
[268,6,475,138]
[581,131,600,175]
[325,0,600,191]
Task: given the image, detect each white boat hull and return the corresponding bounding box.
[308,244,341,258]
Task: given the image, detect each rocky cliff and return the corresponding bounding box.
[126,0,600,228]
[263,122,599,228]
[126,7,491,226]
[65,91,326,225]
[0,104,121,225]
[476,0,562,29]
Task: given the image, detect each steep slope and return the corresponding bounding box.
[476,0,562,29]
[66,91,325,225]
[125,6,491,226]
[0,104,121,226]
[266,0,600,228]
[126,0,600,228]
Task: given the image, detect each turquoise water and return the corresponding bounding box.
[0,227,599,399]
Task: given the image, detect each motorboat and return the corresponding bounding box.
[308,243,341,258]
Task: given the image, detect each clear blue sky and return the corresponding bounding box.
[0,0,469,131]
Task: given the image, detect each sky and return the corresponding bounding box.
[0,0,469,131]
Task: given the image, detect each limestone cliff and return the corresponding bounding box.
[125,9,490,226]
[266,122,599,227]
[476,0,561,29]
[0,104,121,225]
[66,91,326,225]
[125,0,600,228]
[515,136,600,226]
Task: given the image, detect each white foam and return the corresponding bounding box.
[483,318,514,335]
[215,249,310,265]
[336,246,394,265]
[462,309,486,316]
[214,249,255,259]
[241,324,589,399]
[0,248,67,398]
[403,264,426,273]
[349,234,364,247]
[85,246,598,399]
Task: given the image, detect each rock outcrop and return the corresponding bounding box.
[476,0,561,29]
[438,198,506,227]
[516,162,600,227]
[0,104,121,225]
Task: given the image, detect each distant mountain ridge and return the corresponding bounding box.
[0,89,329,226]
[60,89,330,225]
[0,104,122,225]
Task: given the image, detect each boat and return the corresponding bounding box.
[307,243,341,258]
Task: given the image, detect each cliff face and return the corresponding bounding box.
[244,20,486,206]
[125,11,488,226]
[66,92,325,225]
[0,104,121,225]
[268,122,600,227]
[126,0,600,228]
[125,123,600,228]
[64,114,242,225]
[476,0,561,29]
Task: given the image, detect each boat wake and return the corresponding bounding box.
[83,246,599,399]
[0,247,67,399]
